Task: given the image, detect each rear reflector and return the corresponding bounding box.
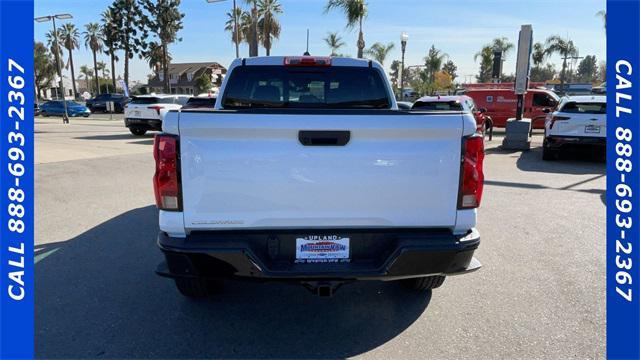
[153,135,181,211]
[284,56,331,66]
[458,136,485,209]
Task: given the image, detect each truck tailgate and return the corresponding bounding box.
[178,111,463,230]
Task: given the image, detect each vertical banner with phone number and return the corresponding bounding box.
[607,0,640,359]
[0,0,34,358]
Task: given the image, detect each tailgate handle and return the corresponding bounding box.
[298,130,350,146]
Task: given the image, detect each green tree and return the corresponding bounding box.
[530,63,556,82]
[442,60,457,82]
[144,42,166,75]
[225,6,245,51]
[45,29,64,93]
[142,0,185,93]
[109,0,149,87]
[576,55,598,83]
[364,42,394,65]
[424,45,447,84]
[244,0,260,56]
[532,42,546,66]
[257,0,283,56]
[545,35,579,91]
[325,0,367,58]
[491,37,514,60]
[83,22,103,95]
[34,42,56,100]
[474,45,493,83]
[324,32,345,56]
[195,73,213,93]
[60,23,80,97]
[101,8,120,90]
[79,65,93,94]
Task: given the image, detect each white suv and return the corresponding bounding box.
[124,94,190,136]
[542,95,606,160]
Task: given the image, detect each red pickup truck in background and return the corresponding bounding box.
[464,87,560,129]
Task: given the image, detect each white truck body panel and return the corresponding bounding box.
[176,111,469,231]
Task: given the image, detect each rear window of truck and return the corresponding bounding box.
[560,102,606,114]
[221,66,391,109]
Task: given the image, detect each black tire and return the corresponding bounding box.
[129,127,147,136]
[403,275,446,291]
[542,140,557,161]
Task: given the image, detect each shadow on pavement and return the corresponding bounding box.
[36,206,431,359]
[75,134,155,141]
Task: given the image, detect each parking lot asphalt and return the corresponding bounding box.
[34,116,605,359]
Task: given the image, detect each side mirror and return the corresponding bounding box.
[542,108,551,113]
[479,108,487,113]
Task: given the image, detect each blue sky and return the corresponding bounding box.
[35,0,606,84]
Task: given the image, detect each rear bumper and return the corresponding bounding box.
[125,118,162,130]
[546,135,606,148]
[156,228,481,281]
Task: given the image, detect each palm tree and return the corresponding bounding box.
[364,42,394,65]
[79,65,93,94]
[474,45,493,83]
[101,9,120,90]
[225,7,245,51]
[45,29,65,92]
[59,23,80,98]
[257,0,283,56]
[491,37,514,60]
[596,10,606,30]
[240,10,259,56]
[83,23,104,95]
[144,42,165,75]
[142,0,184,93]
[424,45,448,84]
[244,0,260,56]
[324,32,345,56]
[545,35,579,91]
[532,42,547,67]
[325,0,367,58]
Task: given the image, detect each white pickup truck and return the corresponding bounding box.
[154,56,484,297]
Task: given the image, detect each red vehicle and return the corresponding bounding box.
[465,88,560,129]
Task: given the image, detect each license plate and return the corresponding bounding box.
[295,235,350,263]
[585,125,601,133]
[133,110,141,117]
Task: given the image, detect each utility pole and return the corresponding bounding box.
[400,32,408,101]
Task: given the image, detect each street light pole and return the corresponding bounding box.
[400,32,408,101]
[35,13,73,124]
[207,0,239,58]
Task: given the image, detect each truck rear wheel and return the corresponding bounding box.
[174,278,223,298]
[129,127,147,136]
[403,275,446,291]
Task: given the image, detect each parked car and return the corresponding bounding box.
[542,95,606,160]
[34,102,41,116]
[181,96,217,110]
[592,82,606,94]
[154,56,484,298]
[86,93,130,113]
[412,95,493,137]
[124,94,190,136]
[40,100,91,117]
[466,88,560,129]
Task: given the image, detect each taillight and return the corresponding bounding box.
[458,135,485,209]
[153,135,181,211]
[148,105,164,115]
[549,115,570,129]
[284,56,331,66]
